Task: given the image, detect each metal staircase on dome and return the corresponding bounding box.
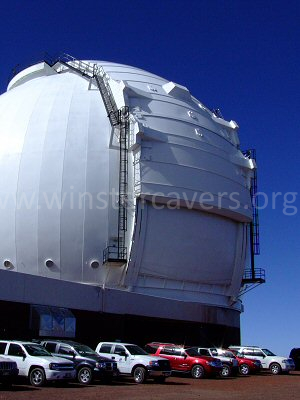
[46,53,129,265]
[240,149,265,295]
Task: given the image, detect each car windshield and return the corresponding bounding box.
[262,349,276,356]
[125,345,148,355]
[24,344,52,357]
[73,344,97,356]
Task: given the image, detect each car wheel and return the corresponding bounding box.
[239,363,250,375]
[29,367,46,387]
[270,363,281,375]
[133,366,147,384]
[191,364,205,379]
[77,366,93,385]
[220,364,231,377]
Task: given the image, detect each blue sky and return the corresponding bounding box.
[1,0,299,356]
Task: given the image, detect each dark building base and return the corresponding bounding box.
[0,300,240,349]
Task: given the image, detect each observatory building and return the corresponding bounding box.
[0,55,263,345]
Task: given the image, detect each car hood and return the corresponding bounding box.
[0,356,16,363]
[266,356,293,362]
[81,354,115,362]
[40,355,74,364]
[237,356,260,363]
[130,355,168,362]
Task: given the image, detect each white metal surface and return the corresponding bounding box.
[0,59,255,320]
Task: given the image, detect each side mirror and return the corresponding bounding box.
[120,351,127,358]
[22,353,26,360]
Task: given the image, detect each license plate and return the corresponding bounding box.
[3,371,10,376]
[163,372,171,376]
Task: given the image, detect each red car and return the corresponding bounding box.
[227,349,262,375]
[145,342,223,379]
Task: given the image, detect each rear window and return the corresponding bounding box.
[100,344,113,353]
[160,347,175,355]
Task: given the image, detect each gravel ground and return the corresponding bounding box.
[1,372,299,400]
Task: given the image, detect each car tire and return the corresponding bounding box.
[77,366,93,385]
[220,364,231,377]
[239,363,250,375]
[191,364,205,379]
[270,363,281,375]
[29,367,46,387]
[133,366,147,384]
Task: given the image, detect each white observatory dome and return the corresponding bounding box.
[0,56,256,344]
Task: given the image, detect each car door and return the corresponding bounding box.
[252,350,268,368]
[242,349,268,369]
[7,343,28,376]
[158,347,177,369]
[110,345,128,373]
[56,344,77,366]
[159,347,188,371]
[172,349,189,372]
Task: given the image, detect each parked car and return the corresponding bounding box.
[145,342,223,379]
[0,340,75,387]
[40,339,118,384]
[229,346,295,375]
[187,347,239,377]
[0,354,19,386]
[226,349,262,375]
[95,342,171,383]
[289,348,300,370]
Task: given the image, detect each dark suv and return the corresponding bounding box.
[40,340,118,384]
[289,348,300,370]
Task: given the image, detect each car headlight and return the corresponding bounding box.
[149,360,160,367]
[96,362,107,369]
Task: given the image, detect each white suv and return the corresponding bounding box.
[0,341,76,386]
[229,346,295,375]
[95,342,171,383]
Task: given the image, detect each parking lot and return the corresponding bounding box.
[1,372,300,400]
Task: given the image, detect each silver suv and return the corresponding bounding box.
[229,346,295,375]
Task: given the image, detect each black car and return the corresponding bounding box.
[289,348,300,370]
[40,340,119,384]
